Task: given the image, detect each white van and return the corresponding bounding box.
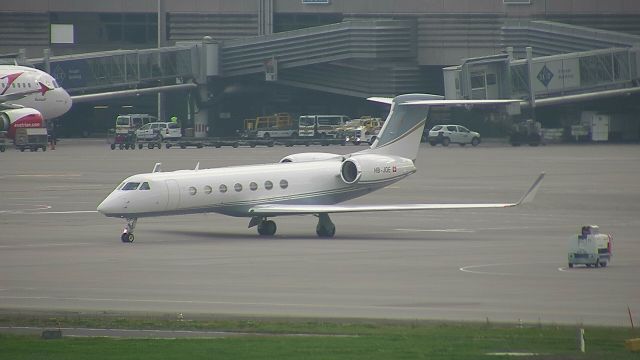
[568,225,612,268]
[135,122,182,141]
[298,115,350,138]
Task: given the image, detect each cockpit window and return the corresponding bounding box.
[139,182,151,190]
[122,182,140,191]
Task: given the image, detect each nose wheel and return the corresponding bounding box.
[121,218,137,243]
[121,232,135,243]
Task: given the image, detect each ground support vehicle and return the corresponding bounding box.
[427,125,481,147]
[136,138,164,149]
[176,138,273,149]
[109,114,155,150]
[509,119,542,146]
[298,115,350,139]
[0,131,7,152]
[14,128,48,152]
[135,122,182,142]
[108,129,137,150]
[568,225,612,268]
[243,113,297,139]
[337,117,383,145]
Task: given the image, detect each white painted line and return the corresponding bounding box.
[0,243,92,249]
[396,228,474,233]
[0,205,52,214]
[396,226,535,233]
[30,210,98,214]
[0,174,83,178]
[486,353,539,357]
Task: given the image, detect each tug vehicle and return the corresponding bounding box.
[568,225,612,268]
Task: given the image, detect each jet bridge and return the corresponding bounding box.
[25,20,422,137]
[444,47,640,107]
[27,20,419,99]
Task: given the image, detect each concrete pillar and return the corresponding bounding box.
[43,49,51,74]
[526,46,536,109]
[194,86,209,138]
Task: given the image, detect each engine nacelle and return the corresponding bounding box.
[280,152,341,163]
[0,108,45,139]
[340,154,415,184]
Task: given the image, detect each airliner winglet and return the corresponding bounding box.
[97,93,543,242]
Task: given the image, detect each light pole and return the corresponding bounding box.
[157,0,166,121]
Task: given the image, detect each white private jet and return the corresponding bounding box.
[98,93,544,243]
[0,65,72,138]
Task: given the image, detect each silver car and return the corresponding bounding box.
[427,125,481,147]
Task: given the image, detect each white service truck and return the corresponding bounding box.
[568,225,612,268]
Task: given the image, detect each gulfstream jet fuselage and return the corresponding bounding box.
[98,94,544,242]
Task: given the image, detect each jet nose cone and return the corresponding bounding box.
[97,198,110,215]
[97,195,122,216]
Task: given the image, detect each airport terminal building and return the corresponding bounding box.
[2,0,640,139]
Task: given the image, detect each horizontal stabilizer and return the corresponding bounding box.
[405,99,519,106]
[248,173,545,216]
[367,97,393,105]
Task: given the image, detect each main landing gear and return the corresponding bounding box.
[249,213,336,238]
[315,213,335,238]
[120,218,137,243]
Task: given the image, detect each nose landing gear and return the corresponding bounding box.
[121,218,137,243]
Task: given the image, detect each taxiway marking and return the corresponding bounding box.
[0,243,92,249]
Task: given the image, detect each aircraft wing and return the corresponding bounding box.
[249,173,544,216]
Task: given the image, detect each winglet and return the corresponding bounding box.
[516,172,545,205]
[152,162,162,173]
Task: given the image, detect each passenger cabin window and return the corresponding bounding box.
[234,183,243,192]
[122,182,140,190]
[219,184,228,193]
[249,182,258,191]
[139,182,151,190]
[264,180,273,190]
[204,185,212,194]
[188,186,197,195]
[279,179,288,189]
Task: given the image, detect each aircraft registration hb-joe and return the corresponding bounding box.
[97,93,545,242]
[0,65,72,138]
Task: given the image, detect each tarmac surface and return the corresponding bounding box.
[1,139,639,326]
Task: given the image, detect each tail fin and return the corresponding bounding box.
[360,94,441,161]
[361,94,519,161]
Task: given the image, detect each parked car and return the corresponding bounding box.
[135,122,182,141]
[427,125,481,147]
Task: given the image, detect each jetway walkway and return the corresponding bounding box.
[502,20,640,58]
[446,20,640,108]
[29,46,197,96]
[27,20,420,98]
